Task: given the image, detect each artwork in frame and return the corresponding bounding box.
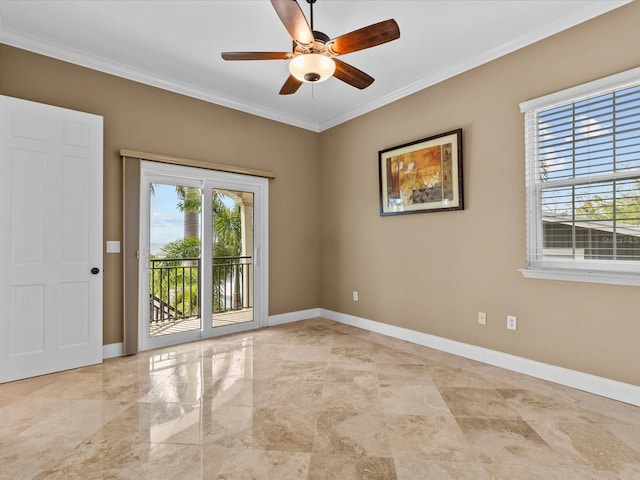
[379,129,463,216]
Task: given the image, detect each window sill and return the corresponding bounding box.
[520,268,640,287]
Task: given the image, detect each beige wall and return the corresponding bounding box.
[0,44,321,345]
[319,1,640,386]
[1,2,639,386]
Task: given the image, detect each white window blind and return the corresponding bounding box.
[520,68,640,284]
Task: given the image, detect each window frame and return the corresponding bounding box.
[520,67,640,287]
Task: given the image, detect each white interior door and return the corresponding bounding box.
[0,95,103,383]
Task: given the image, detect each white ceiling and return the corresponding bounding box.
[0,0,630,132]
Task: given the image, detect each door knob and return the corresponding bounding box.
[91,267,100,275]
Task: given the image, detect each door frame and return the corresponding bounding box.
[138,160,269,351]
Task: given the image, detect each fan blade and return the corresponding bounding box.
[333,59,374,90]
[270,0,314,45]
[279,75,303,95]
[327,19,400,56]
[221,52,292,61]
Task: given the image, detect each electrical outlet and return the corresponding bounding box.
[353,291,359,301]
[507,315,517,331]
[478,312,487,325]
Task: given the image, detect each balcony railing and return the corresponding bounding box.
[213,255,253,313]
[150,257,200,324]
[149,255,252,325]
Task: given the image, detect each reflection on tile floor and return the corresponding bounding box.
[1,318,639,479]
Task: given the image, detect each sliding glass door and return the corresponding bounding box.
[211,188,255,329]
[148,182,203,340]
[139,162,268,351]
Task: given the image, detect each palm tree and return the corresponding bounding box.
[214,202,241,253]
[212,202,243,310]
[176,186,201,240]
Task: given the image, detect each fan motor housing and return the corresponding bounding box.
[293,30,330,55]
[312,31,330,44]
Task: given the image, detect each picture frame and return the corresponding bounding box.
[379,128,463,216]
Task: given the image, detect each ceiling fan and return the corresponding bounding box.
[221,0,400,95]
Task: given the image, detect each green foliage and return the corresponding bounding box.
[175,186,202,214]
[576,182,640,225]
[157,237,201,263]
[214,204,242,256]
[150,238,200,318]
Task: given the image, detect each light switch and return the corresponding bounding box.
[106,241,120,253]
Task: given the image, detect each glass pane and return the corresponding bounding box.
[537,84,640,182]
[149,183,202,337]
[211,189,254,328]
[541,180,640,261]
[615,179,640,260]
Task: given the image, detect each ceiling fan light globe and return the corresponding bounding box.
[289,54,335,83]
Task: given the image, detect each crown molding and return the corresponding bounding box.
[1,0,631,133]
[318,0,632,131]
[0,27,322,132]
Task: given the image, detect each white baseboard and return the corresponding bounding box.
[267,308,322,326]
[102,308,639,407]
[103,342,123,359]
[317,308,639,407]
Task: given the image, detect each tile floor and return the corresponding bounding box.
[1,318,639,480]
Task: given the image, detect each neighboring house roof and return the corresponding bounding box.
[542,211,640,238]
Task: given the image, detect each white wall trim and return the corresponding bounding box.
[267,308,322,326]
[314,309,639,407]
[519,65,640,113]
[520,267,640,287]
[103,342,124,359]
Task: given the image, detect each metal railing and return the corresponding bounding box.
[149,255,252,324]
[149,258,200,324]
[213,256,253,313]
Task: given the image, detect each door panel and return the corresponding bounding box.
[11,284,45,354]
[62,155,90,262]
[11,149,45,264]
[60,281,90,347]
[211,189,254,329]
[148,182,202,341]
[0,95,103,383]
[201,179,264,339]
[140,178,204,351]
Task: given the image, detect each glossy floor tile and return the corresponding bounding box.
[1,318,639,480]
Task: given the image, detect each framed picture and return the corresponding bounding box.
[379,129,463,216]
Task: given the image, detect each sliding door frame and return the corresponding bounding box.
[122,154,270,354]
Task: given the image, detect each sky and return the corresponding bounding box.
[538,85,640,220]
[150,183,184,254]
